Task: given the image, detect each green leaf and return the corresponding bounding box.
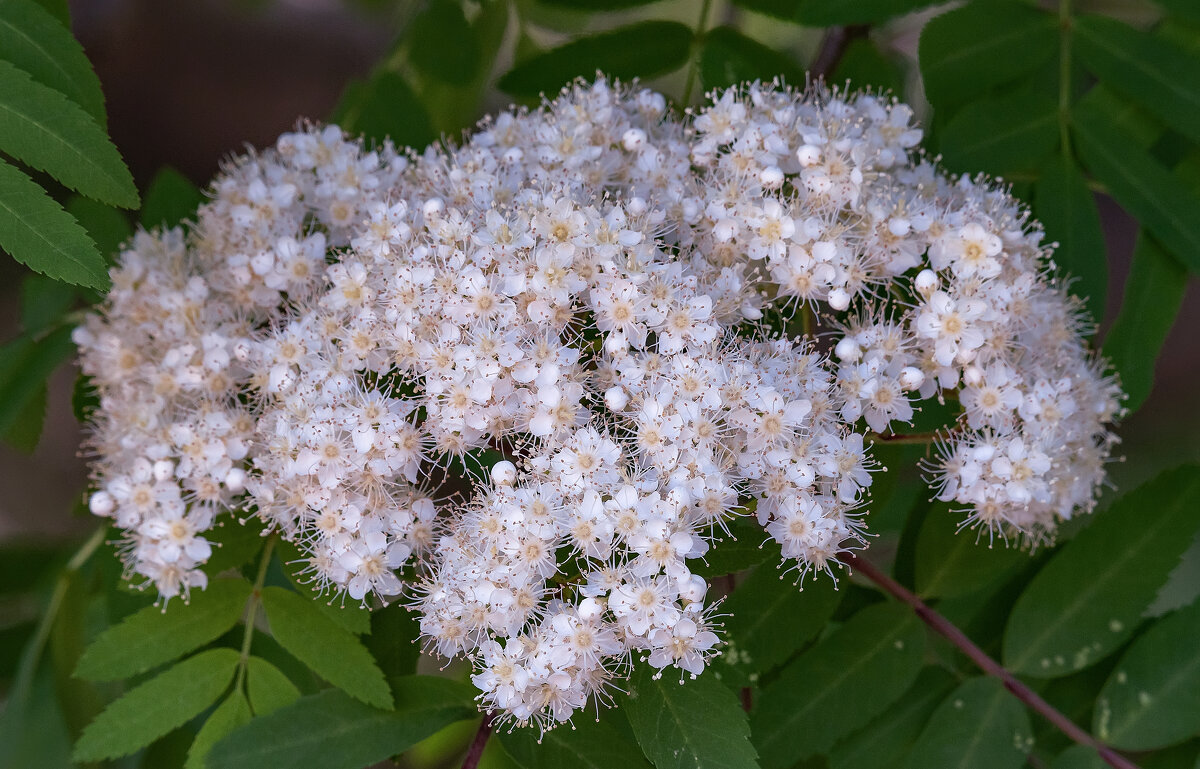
[693,518,775,578]
[717,565,840,687]
[501,714,653,769]
[729,0,798,21]
[1,383,45,452]
[1073,15,1200,147]
[0,158,108,288]
[699,27,803,92]
[1075,85,1162,149]
[794,0,942,26]
[0,325,74,437]
[1072,101,1200,274]
[260,586,392,709]
[364,603,420,681]
[1003,465,1200,677]
[75,578,251,681]
[331,70,435,151]
[914,506,1025,599]
[246,656,301,717]
[538,0,666,9]
[938,86,1059,176]
[497,22,692,97]
[406,0,479,86]
[829,666,958,769]
[1156,0,1200,23]
[185,691,252,769]
[1101,233,1185,412]
[751,602,926,768]
[919,1,1056,112]
[831,38,905,94]
[1049,745,1107,769]
[20,272,75,333]
[204,518,265,574]
[0,60,137,208]
[0,0,106,126]
[65,194,131,260]
[623,664,759,769]
[206,675,475,769]
[902,677,1032,769]
[1094,600,1200,750]
[73,648,240,761]
[1035,155,1108,325]
[279,544,371,635]
[140,166,204,230]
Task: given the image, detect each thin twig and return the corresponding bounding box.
[809,25,869,81]
[461,711,495,769]
[837,552,1140,769]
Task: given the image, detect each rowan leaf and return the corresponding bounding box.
[624,664,759,769]
[1095,600,1200,750]
[501,713,653,769]
[75,578,251,681]
[0,60,137,208]
[915,506,1025,599]
[0,158,108,288]
[141,166,205,230]
[206,676,475,769]
[185,691,252,769]
[406,0,479,86]
[73,648,240,761]
[901,677,1032,769]
[751,602,926,767]
[938,87,1059,176]
[699,27,803,91]
[0,325,76,438]
[0,0,106,125]
[246,656,301,717]
[1003,465,1200,677]
[497,22,692,97]
[260,586,391,709]
[1035,155,1108,325]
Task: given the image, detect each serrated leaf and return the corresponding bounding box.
[1072,102,1200,274]
[830,666,958,769]
[501,714,653,769]
[364,603,420,681]
[75,578,251,681]
[203,518,265,574]
[141,166,204,230]
[751,602,926,768]
[497,22,692,97]
[1049,745,1108,769]
[919,1,1056,112]
[279,542,371,634]
[65,194,131,260]
[0,158,108,288]
[794,0,942,25]
[938,87,1059,176]
[1101,233,1185,412]
[1094,600,1200,750]
[0,325,74,437]
[185,691,252,769]
[246,656,300,716]
[1073,15,1200,147]
[20,272,75,333]
[831,38,905,94]
[624,664,758,769]
[206,675,475,769]
[260,586,391,709]
[73,648,239,761]
[0,60,136,208]
[693,518,775,578]
[902,677,1032,769]
[0,0,106,126]
[331,71,435,151]
[1,382,45,452]
[717,565,840,687]
[1035,155,1108,325]
[1003,465,1200,677]
[915,507,1025,599]
[699,27,803,92]
[406,0,479,86]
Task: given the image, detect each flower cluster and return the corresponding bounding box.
[75,77,1120,727]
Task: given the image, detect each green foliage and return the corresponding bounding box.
[186,691,253,769]
[1102,233,1186,411]
[140,166,205,230]
[751,602,926,767]
[75,578,251,681]
[902,677,1033,769]
[406,0,480,86]
[699,27,804,91]
[623,664,759,769]
[1003,466,1200,678]
[259,586,392,709]
[246,656,302,717]
[497,22,693,97]
[1034,156,1108,325]
[206,676,476,769]
[501,713,653,769]
[73,648,241,761]
[331,70,435,150]
[914,507,1024,599]
[1094,599,1200,750]
[937,86,1059,176]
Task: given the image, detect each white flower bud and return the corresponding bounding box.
[153,460,175,482]
[759,166,784,188]
[89,491,115,517]
[490,460,517,487]
[797,144,822,166]
[899,367,925,391]
[835,337,862,362]
[604,386,629,411]
[621,128,647,151]
[225,467,246,493]
[828,287,851,311]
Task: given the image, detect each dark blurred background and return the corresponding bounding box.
[1,0,1196,543]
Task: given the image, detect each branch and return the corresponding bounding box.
[461,711,495,769]
[810,25,869,82]
[837,552,1141,769]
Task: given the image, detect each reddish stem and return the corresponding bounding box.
[837,552,1140,769]
[461,712,494,769]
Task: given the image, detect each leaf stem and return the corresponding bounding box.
[461,711,495,769]
[837,552,1141,769]
[234,535,277,692]
[681,0,715,106]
